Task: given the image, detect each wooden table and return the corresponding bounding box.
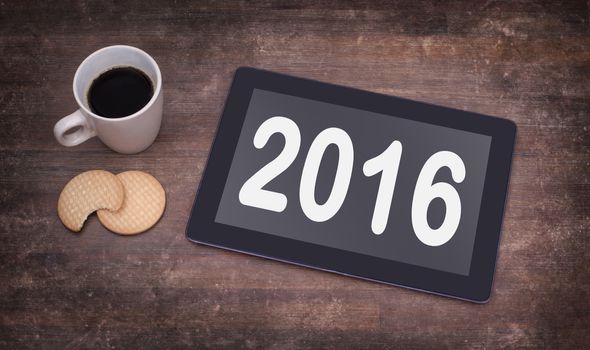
[1,1,589,348]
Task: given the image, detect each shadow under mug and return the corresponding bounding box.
[54,45,163,154]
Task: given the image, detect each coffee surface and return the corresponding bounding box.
[88,66,153,118]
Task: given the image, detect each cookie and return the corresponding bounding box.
[58,170,125,232]
[97,171,166,235]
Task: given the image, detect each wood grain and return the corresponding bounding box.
[1,1,589,348]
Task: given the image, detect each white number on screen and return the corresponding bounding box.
[240,116,466,246]
[300,128,354,222]
[239,116,301,212]
[363,140,403,235]
[411,151,466,246]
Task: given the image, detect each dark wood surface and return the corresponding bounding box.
[1,1,589,348]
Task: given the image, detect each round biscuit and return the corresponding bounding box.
[97,171,166,235]
[58,170,125,232]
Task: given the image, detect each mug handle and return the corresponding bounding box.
[53,109,97,147]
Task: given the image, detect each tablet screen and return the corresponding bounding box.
[215,89,491,276]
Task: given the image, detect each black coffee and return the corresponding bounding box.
[88,66,153,118]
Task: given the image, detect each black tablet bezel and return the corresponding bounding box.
[186,67,516,303]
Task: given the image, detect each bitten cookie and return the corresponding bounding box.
[97,171,166,235]
[58,170,125,232]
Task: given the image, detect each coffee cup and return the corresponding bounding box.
[54,45,163,154]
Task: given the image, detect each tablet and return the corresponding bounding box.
[186,67,516,302]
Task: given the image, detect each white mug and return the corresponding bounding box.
[54,45,163,154]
